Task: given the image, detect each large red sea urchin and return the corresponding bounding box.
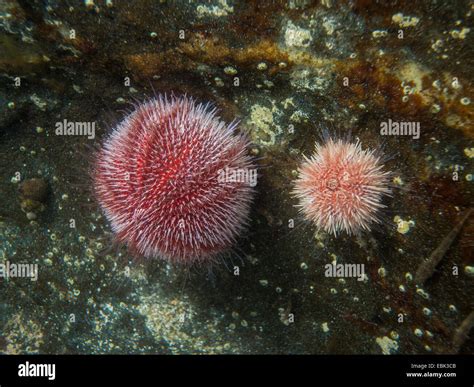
[93,95,256,265]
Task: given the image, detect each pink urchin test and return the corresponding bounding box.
[293,137,392,236]
[93,95,256,265]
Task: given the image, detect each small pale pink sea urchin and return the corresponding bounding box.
[93,95,256,265]
[293,137,392,236]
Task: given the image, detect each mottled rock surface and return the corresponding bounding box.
[0,0,472,354]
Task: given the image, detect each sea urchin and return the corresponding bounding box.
[93,95,256,265]
[293,137,392,236]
